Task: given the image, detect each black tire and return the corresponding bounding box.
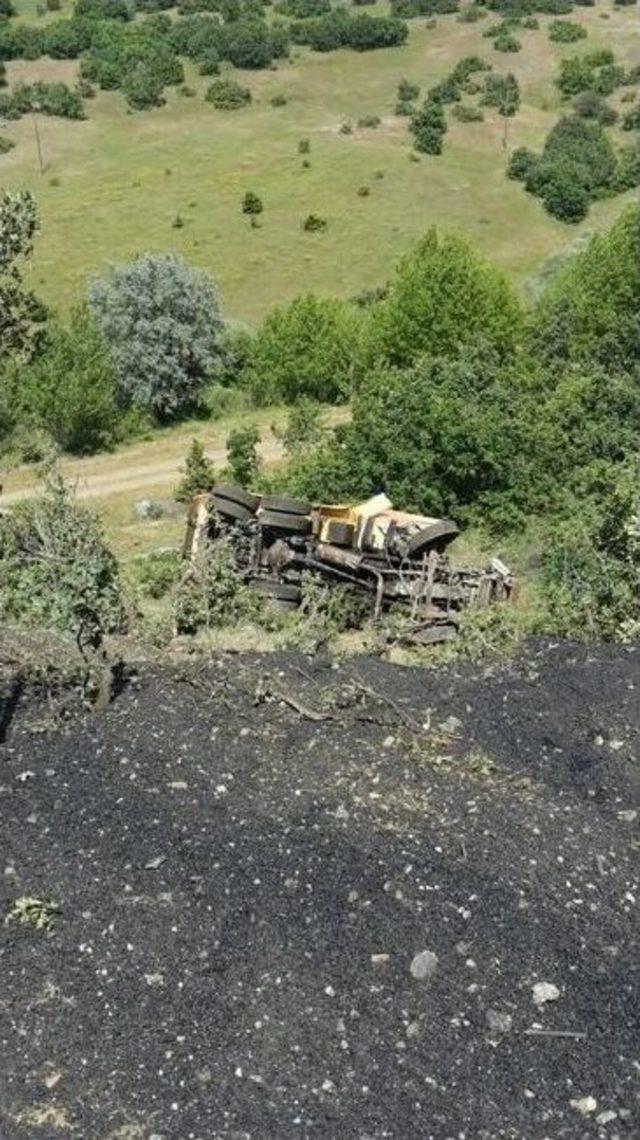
[259,509,311,535]
[261,494,310,516]
[407,520,459,558]
[324,519,354,547]
[250,578,302,603]
[212,495,254,523]
[212,483,260,512]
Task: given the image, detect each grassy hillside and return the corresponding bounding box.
[0,1,635,323]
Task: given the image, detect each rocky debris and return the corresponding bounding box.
[570,1096,598,1116]
[409,949,439,981]
[532,982,561,1007]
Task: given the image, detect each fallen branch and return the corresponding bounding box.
[347,676,425,734]
[523,1029,587,1040]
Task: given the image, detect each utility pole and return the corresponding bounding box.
[32,104,44,174]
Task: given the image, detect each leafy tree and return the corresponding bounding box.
[541,164,589,223]
[397,77,419,102]
[89,253,225,420]
[122,61,165,108]
[370,229,523,368]
[5,308,119,454]
[410,97,447,154]
[242,294,363,404]
[532,205,640,374]
[221,19,281,69]
[226,424,260,486]
[275,0,330,15]
[175,438,216,501]
[542,114,617,193]
[507,145,536,180]
[0,190,45,362]
[74,0,132,17]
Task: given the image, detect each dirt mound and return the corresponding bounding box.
[0,641,638,1138]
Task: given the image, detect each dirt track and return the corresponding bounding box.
[0,640,638,1138]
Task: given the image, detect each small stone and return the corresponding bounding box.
[410,950,438,981]
[532,982,560,1006]
[406,1021,420,1039]
[382,735,395,749]
[617,809,637,823]
[145,972,165,988]
[145,855,166,870]
[570,1096,597,1116]
[596,1110,617,1126]
[371,953,390,967]
[440,715,462,735]
[486,1009,513,1035]
[335,805,349,821]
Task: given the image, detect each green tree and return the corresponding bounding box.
[175,438,216,502]
[532,205,640,374]
[242,190,263,221]
[370,229,523,368]
[242,294,363,404]
[6,308,119,454]
[0,190,45,362]
[226,424,260,487]
[89,253,225,421]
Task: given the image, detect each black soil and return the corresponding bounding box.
[1,640,638,1139]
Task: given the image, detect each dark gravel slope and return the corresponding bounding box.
[0,641,638,1140]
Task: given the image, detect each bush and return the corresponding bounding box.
[397,78,419,102]
[5,308,119,454]
[89,253,225,421]
[8,81,86,120]
[174,537,258,633]
[302,212,327,231]
[122,62,165,108]
[0,474,124,636]
[507,145,537,179]
[542,114,617,194]
[242,190,263,216]
[275,0,329,15]
[205,78,251,108]
[556,52,625,98]
[542,165,589,222]
[169,14,223,59]
[198,48,220,75]
[222,19,285,69]
[572,90,618,125]
[175,438,216,502]
[43,19,94,59]
[371,229,523,368]
[615,143,640,192]
[622,106,640,131]
[0,134,15,154]
[74,0,132,18]
[242,294,363,403]
[128,549,181,600]
[294,10,408,53]
[225,424,260,487]
[357,114,381,128]
[451,103,484,122]
[494,31,521,52]
[548,19,587,43]
[410,98,447,154]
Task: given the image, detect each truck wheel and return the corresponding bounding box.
[259,509,311,535]
[407,520,459,557]
[212,483,260,512]
[212,495,254,523]
[260,494,311,516]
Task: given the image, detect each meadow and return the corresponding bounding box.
[1,0,636,324]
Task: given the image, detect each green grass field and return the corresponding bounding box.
[0,1,636,324]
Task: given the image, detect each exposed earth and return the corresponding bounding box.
[0,640,638,1139]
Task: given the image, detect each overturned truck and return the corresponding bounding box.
[184,485,513,643]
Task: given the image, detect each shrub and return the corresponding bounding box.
[225,424,260,486]
[542,164,590,222]
[556,52,625,98]
[357,114,381,128]
[542,114,617,194]
[451,103,484,121]
[198,48,220,75]
[0,474,124,636]
[397,78,419,102]
[275,0,329,14]
[410,98,447,154]
[548,19,587,43]
[615,143,640,192]
[128,550,180,600]
[9,81,86,120]
[572,90,618,125]
[0,190,44,363]
[222,19,284,69]
[6,308,119,454]
[174,537,257,633]
[122,62,165,108]
[169,14,223,59]
[622,106,640,131]
[371,229,523,368]
[89,253,225,421]
[74,0,131,18]
[294,10,408,53]
[298,137,310,153]
[302,212,327,231]
[0,134,14,154]
[271,93,287,106]
[175,438,216,502]
[494,31,521,52]
[205,78,251,109]
[242,189,263,216]
[507,145,537,179]
[242,294,363,403]
[43,19,94,59]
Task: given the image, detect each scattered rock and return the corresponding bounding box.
[596,1110,617,1126]
[144,972,165,988]
[617,809,637,823]
[410,950,438,981]
[439,715,462,735]
[532,982,560,1006]
[569,1096,597,1116]
[145,855,166,870]
[486,1009,513,1035]
[134,499,165,520]
[371,953,390,967]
